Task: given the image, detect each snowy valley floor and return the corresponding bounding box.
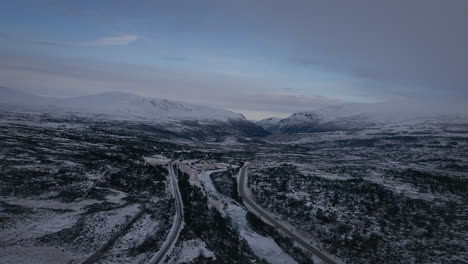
[1,112,467,263]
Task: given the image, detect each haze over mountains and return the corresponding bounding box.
[0,87,270,139]
[257,102,468,134]
[2,87,467,136]
[0,87,244,122]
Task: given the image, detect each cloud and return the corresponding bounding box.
[83,0,466,101]
[0,53,340,117]
[4,1,467,104]
[2,53,467,120]
[82,34,138,46]
[0,33,138,47]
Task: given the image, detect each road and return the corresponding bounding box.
[238,164,343,264]
[148,161,184,264]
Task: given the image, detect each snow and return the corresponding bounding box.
[242,231,298,264]
[198,169,225,194]
[259,101,468,134]
[218,136,242,145]
[0,209,80,244]
[256,117,283,131]
[195,165,298,264]
[97,213,162,264]
[299,102,468,123]
[0,246,84,264]
[226,203,298,264]
[144,155,171,166]
[2,197,98,211]
[0,88,245,122]
[257,117,282,126]
[178,162,202,187]
[172,239,216,263]
[241,165,344,264]
[148,161,184,264]
[88,204,141,237]
[101,187,128,204]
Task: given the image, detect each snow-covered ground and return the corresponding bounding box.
[0,113,175,264]
[248,120,468,264]
[144,155,171,166]
[196,166,298,264]
[169,239,216,263]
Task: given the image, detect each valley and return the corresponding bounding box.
[1,110,466,263]
[2,1,467,263]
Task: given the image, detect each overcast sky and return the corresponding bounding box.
[1,0,467,119]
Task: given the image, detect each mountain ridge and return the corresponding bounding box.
[0,87,269,138]
[0,87,244,122]
[258,102,468,134]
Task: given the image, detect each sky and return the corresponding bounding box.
[1,0,467,120]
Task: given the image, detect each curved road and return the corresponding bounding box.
[238,164,343,264]
[148,161,184,264]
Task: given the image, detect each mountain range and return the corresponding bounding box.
[0,87,245,122]
[0,87,268,139]
[257,102,468,134]
[2,87,467,137]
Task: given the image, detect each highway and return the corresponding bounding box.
[148,161,184,264]
[238,164,343,264]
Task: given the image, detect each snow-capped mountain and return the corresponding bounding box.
[259,102,468,134]
[261,111,372,134]
[0,86,54,105]
[255,117,282,131]
[0,87,269,138]
[60,91,245,122]
[0,87,243,122]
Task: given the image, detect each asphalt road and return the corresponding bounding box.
[239,164,341,264]
[149,161,184,264]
